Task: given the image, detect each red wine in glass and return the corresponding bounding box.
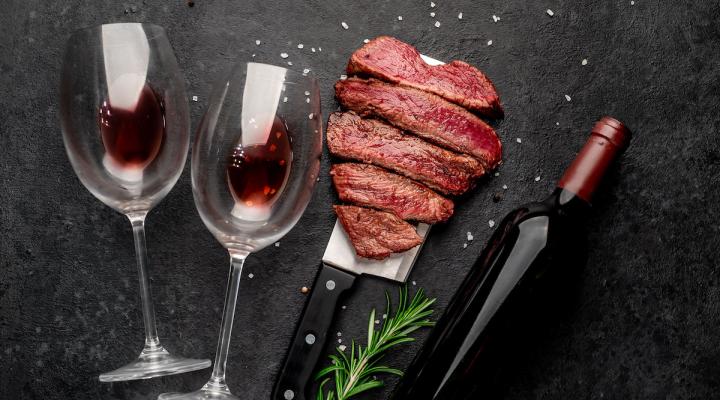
[226,116,293,208]
[98,84,166,170]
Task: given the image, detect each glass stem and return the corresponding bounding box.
[127,212,164,354]
[204,251,247,392]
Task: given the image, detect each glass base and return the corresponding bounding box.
[99,347,211,382]
[158,390,240,400]
[159,380,239,400]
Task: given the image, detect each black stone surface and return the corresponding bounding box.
[1,1,719,399]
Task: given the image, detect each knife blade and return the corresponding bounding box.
[272,55,445,400]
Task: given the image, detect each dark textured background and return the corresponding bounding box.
[2,1,719,399]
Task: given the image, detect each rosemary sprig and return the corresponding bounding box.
[315,287,436,400]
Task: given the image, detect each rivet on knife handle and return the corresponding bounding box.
[272,263,356,400]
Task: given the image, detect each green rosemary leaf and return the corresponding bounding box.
[314,286,435,400]
[317,378,329,400]
[359,366,403,379]
[316,363,343,380]
[375,337,416,353]
[367,308,376,347]
[345,380,385,397]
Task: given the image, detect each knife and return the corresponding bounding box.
[272,55,444,400]
[272,221,430,400]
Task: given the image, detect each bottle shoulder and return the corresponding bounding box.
[496,197,586,262]
[507,189,590,227]
[501,201,554,226]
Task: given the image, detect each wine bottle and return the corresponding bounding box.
[391,117,631,400]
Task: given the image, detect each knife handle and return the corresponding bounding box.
[272,264,356,400]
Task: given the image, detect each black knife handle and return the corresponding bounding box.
[272,263,356,400]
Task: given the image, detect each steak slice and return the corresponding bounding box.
[327,112,483,195]
[335,78,502,169]
[334,205,423,260]
[347,36,503,117]
[331,163,454,224]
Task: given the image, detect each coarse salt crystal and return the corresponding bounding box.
[252,53,256,58]
[435,20,441,28]
[630,0,635,4]
[341,21,349,29]
[192,95,198,102]
[337,332,342,337]
[338,338,342,343]
[458,12,463,19]
[398,15,403,21]
[306,98,310,103]
[546,9,554,16]
[535,176,541,181]
[311,47,316,52]
[319,47,322,51]
[304,90,310,95]
[341,305,347,309]
[492,14,500,22]
[280,52,288,58]
[467,232,474,241]
[556,122,560,126]
[565,94,572,102]
[412,281,417,286]
[340,74,348,80]
[363,38,370,43]
[248,273,254,279]
[463,243,468,248]
[287,61,293,66]
[582,59,588,65]
[297,43,304,49]
[502,184,508,190]
[494,171,500,177]
[516,138,522,143]
[303,68,310,74]
[375,320,380,324]
[275,242,280,247]
[283,97,288,103]
[255,40,261,46]
[430,1,435,7]
[487,40,493,46]
[308,113,314,119]
[382,314,387,319]
[339,345,347,351]
[430,12,435,17]
[489,220,496,227]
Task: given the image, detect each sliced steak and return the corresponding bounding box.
[334,205,423,260]
[331,163,454,224]
[347,36,503,117]
[326,112,483,195]
[335,78,502,170]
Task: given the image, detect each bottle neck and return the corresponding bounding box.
[556,117,631,204]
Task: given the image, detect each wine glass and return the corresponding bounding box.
[158,62,322,399]
[59,23,211,381]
